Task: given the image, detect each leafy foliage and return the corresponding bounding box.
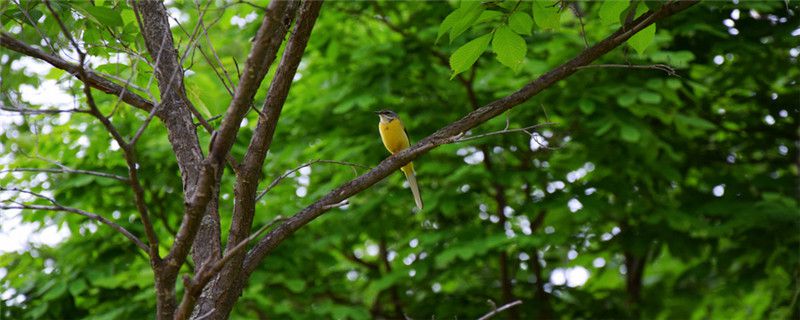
[1,1,798,319]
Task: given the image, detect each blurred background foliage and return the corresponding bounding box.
[1,0,798,319]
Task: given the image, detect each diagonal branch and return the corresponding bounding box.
[256,159,368,201]
[242,0,700,277]
[1,106,88,115]
[172,215,286,320]
[0,187,148,253]
[450,122,557,144]
[225,0,323,262]
[0,32,155,112]
[576,63,679,76]
[43,0,160,260]
[189,1,320,318]
[477,300,523,320]
[0,167,129,182]
[166,3,300,313]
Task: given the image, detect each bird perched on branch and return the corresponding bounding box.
[376,110,423,210]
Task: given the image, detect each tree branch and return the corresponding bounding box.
[0,33,155,112]
[205,1,323,318]
[256,159,368,201]
[0,106,88,115]
[172,215,286,320]
[166,2,300,318]
[43,0,160,259]
[576,63,679,76]
[0,167,129,182]
[450,122,557,143]
[242,0,700,277]
[169,0,296,274]
[0,187,148,253]
[477,300,523,320]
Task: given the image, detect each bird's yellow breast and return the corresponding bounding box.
[378,118,410,154]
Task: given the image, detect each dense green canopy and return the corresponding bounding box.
[1,0,797,319]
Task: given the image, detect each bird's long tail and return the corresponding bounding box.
[401,164,423,210]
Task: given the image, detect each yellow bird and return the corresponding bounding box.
[376,110,423,210]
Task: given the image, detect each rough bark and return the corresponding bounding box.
[204,1,322,319]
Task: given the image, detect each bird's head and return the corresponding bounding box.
[375,109,399,123]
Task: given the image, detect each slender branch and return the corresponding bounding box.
[0,106,88,115]
[168,2,299,311]
[0,167,128,182]
[44,0,160,259]
[576,63,678,76]
[129,102,162,146]
[0,33,155,112]
[256,159,368,201]
[0,187,148,253]
[242,0,701,277]
[12,0,57,53]
[450,122,557,143]
[477,300,523,320]
[571,2,590,49]
[0,204,149,253]
[206,2,322,318]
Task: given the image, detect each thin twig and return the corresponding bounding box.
[450,122,557,143]
[0,106,87,114]
[571,2,590,49]
[130,102,162,145]
[0,167,128,182]
[0,187,148,253]
[44,0,160,257]
[576,63,679,76]
[13,0,57,53]
[196,4,236,95]
[255,160,369,201]
[476,300,523,320]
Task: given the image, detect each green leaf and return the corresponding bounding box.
[617,93,637,107]
[639,91,662,104]
[492,26,526,73]
[284,279,306,293]
[78,5,124,28]
[187,84,212,118]
[45,68,65,80]
[508,11,533,36]
[437,9,461,42]
[69,278,88,296]
[449,1,484,43]
[532,0,561,30]
[579,99,596,114]
[449,33,492,78]
[476,10,503,24]
[599,0,630,26]
[675,114,716,130]
[620,125,641,142]
[628,23,656,54]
